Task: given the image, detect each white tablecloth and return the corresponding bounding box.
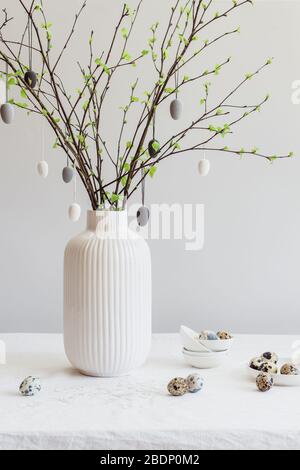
[0,333,299,450]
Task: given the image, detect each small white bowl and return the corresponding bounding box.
[180,325,233,352]
[247,358,300,387]
[183,348,229,369]
[180,326,212,352]
[199,338,233,352]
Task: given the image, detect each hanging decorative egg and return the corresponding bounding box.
[198,159,210,176]
[170,99,183,120]
[37,160,49,178]
[24,70,37,89]
[0,103,15,124]
[62,166,74,184]
[68,203,81,222]
[137,206,150,227]
[148,139,160,158]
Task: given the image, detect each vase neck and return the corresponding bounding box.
[86,210,128,235]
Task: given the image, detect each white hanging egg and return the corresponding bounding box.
[62,166,74,183]
[68,203,81,222]
[0,103,15,124]
[198,159,210,176]
[170,99,183,120]
[37,160,49,178]
[137,206,150,227]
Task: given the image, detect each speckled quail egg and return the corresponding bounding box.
[19,376,41,397]
[199,330,218,340]
[249,357,265,371]
[260,361,278,375]
[217,330,232,340]
[186,374,204,393]
[167,377,188,397]
[261,352,278,364]
[256,373,274,392]
[280,363,300,376]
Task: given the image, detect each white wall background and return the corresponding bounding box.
[0,0,300,334]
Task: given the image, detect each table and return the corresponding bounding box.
[0,333,299,450]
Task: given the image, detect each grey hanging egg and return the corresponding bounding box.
[170,99,183,120]
[24,70,37,89]
[148,139,160,158]
[62,166,74,184]
[137,206,150,227]
[0,103,14,124]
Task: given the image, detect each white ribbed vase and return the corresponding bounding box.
[64,210,152,377]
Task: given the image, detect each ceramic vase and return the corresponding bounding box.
[64,210,152,377]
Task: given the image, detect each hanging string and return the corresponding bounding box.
[65,124,69,166]
[27,17,31,69]
[141,169,145,206]
[73,173,77,203]
[42,118,45,161]
[175,70,179,99]
[152,109,156,140]
[27,15,33,70]
[5,62,8,102]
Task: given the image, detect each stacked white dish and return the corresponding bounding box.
[180,326,233,369]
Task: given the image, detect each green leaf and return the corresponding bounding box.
[52,138,59,149]
[41,22,53,29]
[122,51,132,61]
[149,166,157,178]
[214,64,222,75]
[95,58,110,75]
[172,142,181,150]
[20,88,27,99]
[111,193,120,203]
[164,88,175,94]
[141,49,149,56]
[152,141,160,152]
[7,77,16,87]
[121,28,129,39]
[163,49,169,60]
[16,101,28,109]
